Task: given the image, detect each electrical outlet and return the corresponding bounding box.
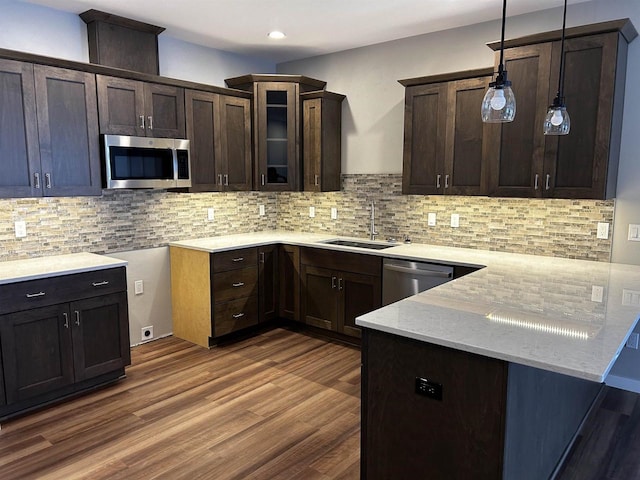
[451,214,460,228]
[427,213,436,226]
[597,222,609,239]
[15,221,26,238]
[415,377,442,401]
[309,206,315,218]
[259,204,265,216]
[591,285,604,303]
[207,208,215,221]
[134,280,144,295]
[622,289,640,306]
[331,207,338,220]
[141,326,154,342]
[629,224,640,242]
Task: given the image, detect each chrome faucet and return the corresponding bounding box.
[370,201,379,240]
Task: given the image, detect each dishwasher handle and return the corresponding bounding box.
[383,264,453,278]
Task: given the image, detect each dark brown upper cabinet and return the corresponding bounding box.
[225,74,332,192]
[96,75,185,138]
[399,68,495,196]
[487,19,637,199]
[302,91,345,192]
[185,90,252,192]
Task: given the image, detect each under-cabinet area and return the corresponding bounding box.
[0,254,130,421]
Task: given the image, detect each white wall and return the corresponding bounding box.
[278,0,640,265]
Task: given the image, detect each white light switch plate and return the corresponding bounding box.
[427,213,436,226]
[597,222,609,239]
[207,208,215,221]
[259,205,265,216]
[591,285,604,303]
[309,206,315,218]
[629,224,640,242]
[134,280,144,295]
[451,214,460,228]
[15,221,26,238]
[331,207,338,220]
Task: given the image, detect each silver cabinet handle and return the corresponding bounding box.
[63,312,69,329]
[139,115,145,129]
[314,174,319,186]
[534,174,539,190]
[45,173,52,189]
[26,291,45,298]
[546,174,551,190]
[92,281,109,287]
[338,278,343,291]
[436,174,441,189]
[232,313,245,319]
[260,252,265,263]
[74,310,80,326]
[445,174,449,189]
[232,257,244,262]
[218,174,223,185]
[34,172,40,189]
[147,116,153,130]
[224,174,229,186]
[261,174,266,186]
[331,276,337,289]
[232,282,245,287]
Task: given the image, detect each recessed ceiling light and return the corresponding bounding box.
[267,31,286,40]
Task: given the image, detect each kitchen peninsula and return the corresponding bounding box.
[170,231,640,479]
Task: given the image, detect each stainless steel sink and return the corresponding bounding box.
[319,239,395,250]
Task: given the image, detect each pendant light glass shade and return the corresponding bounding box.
[482,0,516,123]
[544,0,570,135]
[481,83,516,123]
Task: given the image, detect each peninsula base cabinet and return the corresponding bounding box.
[0,267,130,421]
[361,328,602,480]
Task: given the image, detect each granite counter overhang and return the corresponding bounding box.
[171,231,640,382]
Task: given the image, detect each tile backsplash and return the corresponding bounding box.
[0,174,614,262]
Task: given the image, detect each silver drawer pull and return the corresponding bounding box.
[34,172,41,189]
[63,312,69,329]
[74,310,80,326]
[26,291,46,298]
[45,173,52,189]
[232,282,245,287]
[92,281,109,287]
[232,257,244,262]
[232,313,245,319]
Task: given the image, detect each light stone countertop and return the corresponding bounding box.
[0,252,128,285]
[172,231,640,382]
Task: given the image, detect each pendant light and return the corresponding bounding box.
[543,0,570,135]
[481,0,516,123]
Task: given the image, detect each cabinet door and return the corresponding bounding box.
[96,75,146,136]
[444,77,494,196]
[544,33,619,199]
[259,245,279,322]
[220,95,252,191]
[402,83,448,195]
[70,292,130,382]
[145,83,185,138]
[279,245,300,321]
[0,304,74,404]
[185,90,222,192]
[303,98,322,192]
[0,59,41,198]
[34,65,101,196]
[301,264,338,330]
[338,271,381,338]
[488,43,552,197]
[256,82,299,191]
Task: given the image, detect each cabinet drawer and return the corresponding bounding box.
[0,267,126,315]
[301,247,382,276]
[212,267,258,304]
[213,296,259,337]
[213,248,258,273]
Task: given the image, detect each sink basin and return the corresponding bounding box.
[319,239,395,250]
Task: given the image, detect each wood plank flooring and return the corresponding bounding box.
[2,326,640,480]
[0,328,361,480]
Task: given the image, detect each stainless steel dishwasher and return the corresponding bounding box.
[382,258,454,305]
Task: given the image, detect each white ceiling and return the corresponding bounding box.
[23,0,585,63]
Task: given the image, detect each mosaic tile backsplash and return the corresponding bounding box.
[0,174,614,262]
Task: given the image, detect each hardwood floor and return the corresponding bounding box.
[0,328,361,480]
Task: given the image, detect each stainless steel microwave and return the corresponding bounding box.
[102,135,191,189]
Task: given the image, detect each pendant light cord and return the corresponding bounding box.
[556,0,568,102]
[497,0,507,77]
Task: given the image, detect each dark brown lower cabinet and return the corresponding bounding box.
[300,248,381,338]
[278,244,300,321]
[0,268,130,420]
[259,245,279,322]
[361,328,602,480]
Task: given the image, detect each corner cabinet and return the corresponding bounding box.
[487,19,637,199]
[399,68,495,196]
[96,74,185,138]
[185,89,252,192]
[225,74,344,192]
[0,267,130,420]
[0,60,101,198]
[300,247,381,338]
